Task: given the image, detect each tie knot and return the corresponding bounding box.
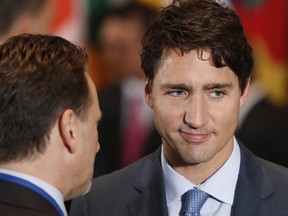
[181,188,209,216]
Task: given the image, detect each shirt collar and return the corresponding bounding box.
[0,168,67,216]
[161,137,241,206]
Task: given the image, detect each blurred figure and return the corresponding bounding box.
[236,80,288,167]
[0,0,54,42]
[94,1,161,176]
[98,1,150,85]
[0,34,101,216]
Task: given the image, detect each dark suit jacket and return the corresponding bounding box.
[70,141,288,216]
[94,85,161,176]
[0,179,60,216]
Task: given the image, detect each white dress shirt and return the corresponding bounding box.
[161,137,241,216]
[0,168,67,216]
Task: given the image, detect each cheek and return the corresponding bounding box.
[212,101,240,130]
[153,100,184,130]
[83,123,99,152]
[94,131,100,153]
[87,128,98,151]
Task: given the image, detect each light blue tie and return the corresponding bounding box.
[180,188,209,216]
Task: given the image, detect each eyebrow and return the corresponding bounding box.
[203,83,233,91]
[160,83,191,90]
[160,83,233,90]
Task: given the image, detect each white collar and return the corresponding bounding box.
[0,168,67,216]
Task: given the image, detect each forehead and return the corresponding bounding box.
[154,49,238,86]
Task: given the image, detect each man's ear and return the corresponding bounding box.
[144,78,153,109]
[240,78,250,108]
[58,109,79,154]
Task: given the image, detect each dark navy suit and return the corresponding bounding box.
[0,180,60,216]
[70,140,288,216]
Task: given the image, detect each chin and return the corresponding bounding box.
[180,149,214,165]
[68,179,92,200]
[84,181,92,194]
[79,180,92,196]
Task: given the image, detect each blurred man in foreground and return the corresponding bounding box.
[0,34,101,216]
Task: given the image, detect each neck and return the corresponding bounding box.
[0,154,65,196]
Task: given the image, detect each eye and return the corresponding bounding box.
[168,90,186,97]
[210,90,225,98]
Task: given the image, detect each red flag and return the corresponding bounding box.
[233,0,288,105]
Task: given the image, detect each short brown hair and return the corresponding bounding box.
[141,0,253,94]
[0,34,90,162]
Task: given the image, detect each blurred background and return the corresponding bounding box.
[1,0,287,171]
[76,0,288,108]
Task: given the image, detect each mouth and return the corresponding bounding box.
[179,130,212,144]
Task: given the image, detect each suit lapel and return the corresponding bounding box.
[127,149,168,216]
[231,142,275,216]
[124,142,276,216]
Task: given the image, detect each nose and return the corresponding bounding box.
[184,94,208,129]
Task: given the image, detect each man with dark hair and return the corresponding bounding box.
[0,34,102,216]
[70,0,288,215]
[0,0,54,42]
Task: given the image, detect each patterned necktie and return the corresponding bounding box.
[180,188,209,216]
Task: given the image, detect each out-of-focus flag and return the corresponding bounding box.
[232,0,288,105]
[52,0,87,46]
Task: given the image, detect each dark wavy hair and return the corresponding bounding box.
[0,34,90,162]
[141,0,253,94]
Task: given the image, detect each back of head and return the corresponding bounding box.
[0,34,90,163]
[141,0,253,93]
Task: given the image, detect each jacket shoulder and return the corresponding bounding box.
[70,149,163,216]
[257,157,288,185]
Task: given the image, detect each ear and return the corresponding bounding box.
[240,78,250,108]
[144,78,153,109]
[58,109,79,154]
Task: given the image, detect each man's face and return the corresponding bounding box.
[74,74,101,196]
[145,49,248,168]
[100,17,144,82]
